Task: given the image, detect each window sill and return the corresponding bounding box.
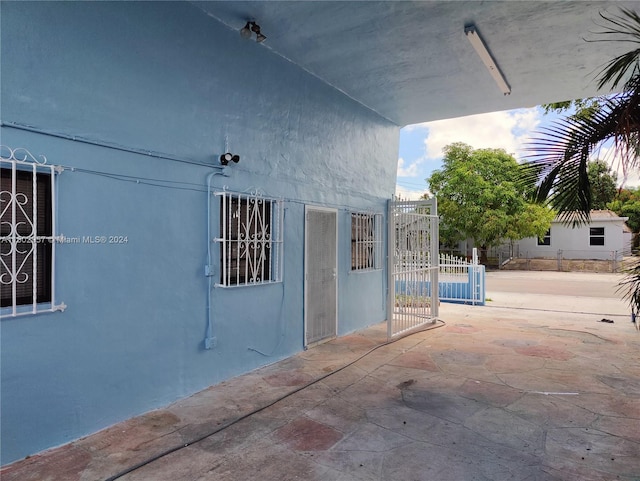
[349,268,383,275]
[214,280,283,289]
[0,302,66,319]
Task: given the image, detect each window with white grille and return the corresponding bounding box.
[1,146,63,317]
[351,212,382,271]
[217,192,282,287]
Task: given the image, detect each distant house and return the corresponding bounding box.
[515,210,632,261]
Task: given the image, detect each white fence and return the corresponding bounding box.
[502,249,623,272]
[439,249,485,305]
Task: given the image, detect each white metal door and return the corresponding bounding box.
[304,206,337,347]
[387,198,439,338]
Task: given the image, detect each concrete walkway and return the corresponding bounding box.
[2,271,640,480]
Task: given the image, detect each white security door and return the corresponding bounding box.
[304,206,338,347]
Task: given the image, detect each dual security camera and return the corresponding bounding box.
[219,153,240,165]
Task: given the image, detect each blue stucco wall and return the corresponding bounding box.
[0,2,399,464]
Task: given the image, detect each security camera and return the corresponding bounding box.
[220,153,240,165]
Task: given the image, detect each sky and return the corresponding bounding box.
[395,107,638,200]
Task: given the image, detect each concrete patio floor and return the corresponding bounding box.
[2,271,640,480]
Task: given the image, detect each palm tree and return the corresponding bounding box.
[521,7,640,314]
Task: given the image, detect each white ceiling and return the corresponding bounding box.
[193,1,638,126]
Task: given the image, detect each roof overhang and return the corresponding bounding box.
[194,1,638,126]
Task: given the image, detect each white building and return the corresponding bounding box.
[516,210,632,261]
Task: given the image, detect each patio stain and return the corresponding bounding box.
[492,338,540,348]
[0,445,91,481]
[396,378,417,389]
[435,349,488,365]
[263,371,313,387]
[513,345,574,360]
[446,324,479,333]
[138,411,181,430]
[75,412,181,455]
[274,418,343,451]
[597,375,640,396]
[401,388,485,423]
[388,350,440,372]
[540,327,614,345]
[458,379,523,407]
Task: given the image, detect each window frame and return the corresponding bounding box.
[216,191,283,287]
[350,212,383,272]
[589,226,605,246]
[1,147,64,317]
[537,228,551,246]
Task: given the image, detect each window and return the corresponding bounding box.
[590,227,605,246]
[537,229,551,246]
[218,192,282,287]
[351,212,383,271]
[1,147,62,316]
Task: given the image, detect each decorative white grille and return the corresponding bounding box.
[1,145,65,317]
[351,212,383,271]
[216,191,283,287]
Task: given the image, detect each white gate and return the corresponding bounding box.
[387,198,439,338]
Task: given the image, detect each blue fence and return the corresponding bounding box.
[439,264,485,305]
[395,260,485,306]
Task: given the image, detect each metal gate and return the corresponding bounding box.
[387,197,439,338]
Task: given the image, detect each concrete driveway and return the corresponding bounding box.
[2,271,639,480]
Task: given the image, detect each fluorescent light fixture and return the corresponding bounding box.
[464,25,511,96]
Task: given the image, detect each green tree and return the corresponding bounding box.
[428,143,555,264]
[608,187,640,232]
[587,159,618,209]
[542,97,606,120]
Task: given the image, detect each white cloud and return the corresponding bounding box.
[622,170,640,188]
[400,107,640,196]
[402,123,429,133]
[397,156,420,177]
[592,144,640,188]
[395,184,428,200]
[415,108,542,161]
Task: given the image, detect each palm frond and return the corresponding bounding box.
[617,257,640,312]
[522,92,640,224]
[597,49,640,91]
[559,7,640,318]
[591,8,640,90]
